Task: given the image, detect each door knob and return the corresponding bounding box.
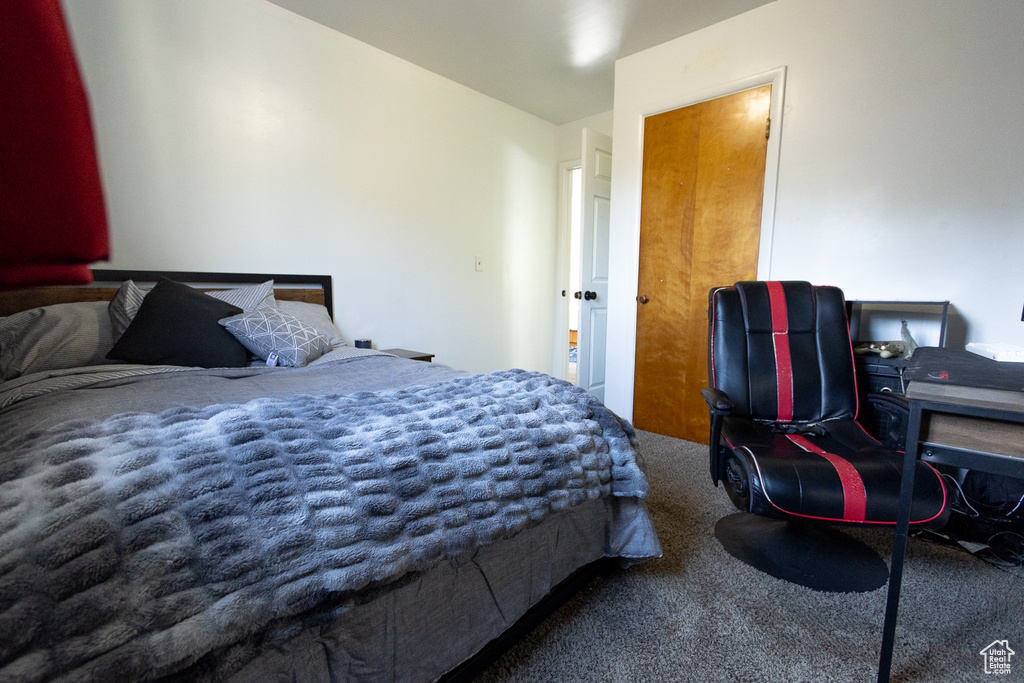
[584,291,597,301]
[574,291,582,299]
[637,295,649,304]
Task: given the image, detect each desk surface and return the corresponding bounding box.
[904,346,1024,417]
[906,380,1024,415]
[905,347,1024,393]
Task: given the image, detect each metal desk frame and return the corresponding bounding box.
[877,382,1024,682]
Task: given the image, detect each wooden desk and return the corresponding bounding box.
[877,380,1024,682]
[918,384,1024,476]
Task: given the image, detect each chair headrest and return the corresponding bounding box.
[734,281,816,334]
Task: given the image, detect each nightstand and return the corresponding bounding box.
[382,348,435,362]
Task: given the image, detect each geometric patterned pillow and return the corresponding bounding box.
[275,300,347,350]
[219,305,330,367]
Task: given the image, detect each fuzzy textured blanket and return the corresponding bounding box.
[0,369,647,682]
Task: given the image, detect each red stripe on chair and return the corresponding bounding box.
[787,434,867,522]
[766,282,794,422]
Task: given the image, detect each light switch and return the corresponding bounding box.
[475,255,483,272]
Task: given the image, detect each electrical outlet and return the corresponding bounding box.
[475,255,483,272]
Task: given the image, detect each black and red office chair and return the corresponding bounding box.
[702,281,949,592]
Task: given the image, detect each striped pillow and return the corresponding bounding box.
[108,280,146,338]
[208,280,275,312]
[0,301,117,380]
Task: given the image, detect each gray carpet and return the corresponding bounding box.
[475,430,1024,682]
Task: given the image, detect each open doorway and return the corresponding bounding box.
[556,127,612,397]
[567,166,582,384]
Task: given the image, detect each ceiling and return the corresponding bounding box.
[265,0,773,125]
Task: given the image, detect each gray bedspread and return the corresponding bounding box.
[0,356,656,682]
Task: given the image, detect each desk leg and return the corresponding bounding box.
[877,402,923,683]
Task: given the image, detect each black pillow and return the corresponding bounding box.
[106,278,249,368]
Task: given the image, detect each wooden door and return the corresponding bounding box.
[577,128,612,401]
[633,85,771,443]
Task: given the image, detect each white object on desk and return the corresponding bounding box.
[966,342,1024,362]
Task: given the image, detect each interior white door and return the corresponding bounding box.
[577,128,612,401]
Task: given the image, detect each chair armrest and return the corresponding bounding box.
[700,387,733,486]
[701,387,734,414]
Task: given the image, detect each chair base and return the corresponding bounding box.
[714,512,889,593]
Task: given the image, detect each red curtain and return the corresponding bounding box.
[0,0,109,290]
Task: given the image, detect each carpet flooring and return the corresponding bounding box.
[475,430,1024,682]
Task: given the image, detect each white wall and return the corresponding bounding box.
[62,0,559,374]
[606,0,1024,419]
[555,110,613,165]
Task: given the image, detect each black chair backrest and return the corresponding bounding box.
[708,281,858,424]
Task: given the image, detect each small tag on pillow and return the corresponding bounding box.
[266,352,280,367]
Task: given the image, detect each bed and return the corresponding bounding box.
[0,270,661,682]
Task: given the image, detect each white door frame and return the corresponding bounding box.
[606,66,787,421]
